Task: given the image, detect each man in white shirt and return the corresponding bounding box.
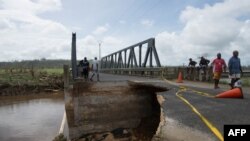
[90,57,99,81]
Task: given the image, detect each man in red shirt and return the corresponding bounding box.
[211,53,226,89]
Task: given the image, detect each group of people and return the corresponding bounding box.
[188,50,242,89]
[78,57,100,81]
[188,56,210,74]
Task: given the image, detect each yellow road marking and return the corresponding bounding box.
[162,78,224,141]
[176,89,224,141]
[189,89,215,98]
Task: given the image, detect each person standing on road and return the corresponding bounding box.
[186,58,197,80]
[90,57,100,81]
[211,53,226,89]
[199,56,210,68]
[228,50,243,89]
[199,56,210,79]
[82,57,90,81]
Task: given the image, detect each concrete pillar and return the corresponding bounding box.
[64,65,69,88]
[71,33,77,79]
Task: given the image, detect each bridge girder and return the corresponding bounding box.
[101,38,161,69]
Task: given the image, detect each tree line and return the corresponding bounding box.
[0,59,71,69]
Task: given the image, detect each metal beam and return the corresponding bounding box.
[139,45,142,67]
[101,38,161,69]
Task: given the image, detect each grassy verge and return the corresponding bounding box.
[0,68,64,96]
[0,68,63,85]
[220,77,250,87]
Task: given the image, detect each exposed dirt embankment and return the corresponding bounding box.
[0,75,64,96]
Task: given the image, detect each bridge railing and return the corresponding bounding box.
[101,66,250,81]
[100,67,178,79]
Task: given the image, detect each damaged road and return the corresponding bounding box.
[63,73,250,141]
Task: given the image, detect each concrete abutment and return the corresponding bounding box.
[64,81,167,141]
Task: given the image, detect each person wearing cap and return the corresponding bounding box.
[211,53,226,89]
[228,50,243,89]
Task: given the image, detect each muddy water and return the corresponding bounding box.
[0,94,64,141]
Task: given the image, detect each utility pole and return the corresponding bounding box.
[98,42,102,60]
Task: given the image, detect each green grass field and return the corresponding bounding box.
[0,68,63,85]
[39,68,63,75]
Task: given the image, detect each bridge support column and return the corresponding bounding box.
[71,33,77,79]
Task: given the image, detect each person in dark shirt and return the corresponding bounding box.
[82,57,90,80]
[199,56,210,79]
[188,58,197,67]
[228,50,242,89]
[187,58,197,79]
[199,56,210,67]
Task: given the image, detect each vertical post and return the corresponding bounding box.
[99,42,101,60]
[100,58,103,69]
[124,50,127,68]
[71,33,77,79]
[139,45,142,67]
[131,49,134,68]
[115,53,117,68]
[151,38,161,67]
[63,65,69,88]
[149,46,153,67]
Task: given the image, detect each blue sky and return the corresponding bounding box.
[0,0,250,66]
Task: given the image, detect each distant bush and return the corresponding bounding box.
[53,134,67,141]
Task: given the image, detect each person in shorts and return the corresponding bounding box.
[211,53,226,89]
[228,50,242,89]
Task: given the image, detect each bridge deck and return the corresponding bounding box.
[95,73,250,141]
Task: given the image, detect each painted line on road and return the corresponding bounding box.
[162,78,214,98]
[176,88,224,141]
[162,78,223,141]
[188,88,215,98]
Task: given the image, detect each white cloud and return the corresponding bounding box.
[92,24,109,35]
[81,35,97,46]
[0,0,123,62]
[0,0,70,61]
[156,0,250,66]
[1,0,62,14]
[77,35,123,60]
[103,36,122,46]
[141,19,154,27]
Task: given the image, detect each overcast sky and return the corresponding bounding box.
[0,0,250,66]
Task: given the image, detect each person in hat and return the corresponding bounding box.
[211,53,226,89]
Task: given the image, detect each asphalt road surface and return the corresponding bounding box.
[97,73,250,141]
